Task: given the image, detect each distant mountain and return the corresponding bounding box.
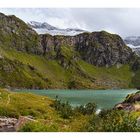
[124,36,140,47]
[28,21,86,36]
[124,36,140,56]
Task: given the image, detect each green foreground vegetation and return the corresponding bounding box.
[0,88,140,132]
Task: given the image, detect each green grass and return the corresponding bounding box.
[0,88,90,132]
[2,49,72,88]
[132,69,140,88]
[78,60,133,88]
[0,56,48,88]
[0,47,135,89]
[0,88,140,132]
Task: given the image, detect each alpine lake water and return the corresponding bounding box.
[14,89,139,110]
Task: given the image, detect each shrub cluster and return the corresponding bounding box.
[83,109,140,132]
[50,98,73,119]
[51,97,97,119]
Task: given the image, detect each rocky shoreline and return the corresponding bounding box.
[115,91,140,111]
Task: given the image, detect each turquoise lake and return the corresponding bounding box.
[14,89,139,110]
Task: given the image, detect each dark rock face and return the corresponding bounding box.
[41,31,133,67]
[0,13,42,54]
[115,103,134,111]
[114,92,140,111]
[124,93,140,103]
[75,32,133,66]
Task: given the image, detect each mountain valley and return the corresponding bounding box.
[0,12,140,89]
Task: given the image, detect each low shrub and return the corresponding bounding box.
[51,98,73,119]
[83,110,140,132]
[75,102,97,115]
[20,122,58,132]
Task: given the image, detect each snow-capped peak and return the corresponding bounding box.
[28,21,87,36]
[124,36,140,57]
[124,36,140,47]
[28,21,57,30]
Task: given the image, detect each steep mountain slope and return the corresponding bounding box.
[28,21,86,36]
[0,12,139,89]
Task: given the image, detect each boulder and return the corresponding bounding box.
[0,117,18,132]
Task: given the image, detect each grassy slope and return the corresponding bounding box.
[1,48,72,88]
[0,47,134,89]
[78,60,133,88]
[132,70,140,88]
[0,88,89,132]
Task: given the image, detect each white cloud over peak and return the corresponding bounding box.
[0,8,140,37]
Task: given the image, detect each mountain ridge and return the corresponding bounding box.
[41,31,134,67]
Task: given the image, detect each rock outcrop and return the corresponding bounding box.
[115,91,140,111]
[41,31,134,67]
[0,117,17,132]
[0,116,35,132]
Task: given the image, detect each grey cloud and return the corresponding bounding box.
[0,8,140,37]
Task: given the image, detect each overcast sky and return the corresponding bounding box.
[0,8,140,37]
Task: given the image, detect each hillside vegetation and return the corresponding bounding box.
[0,88,90,132]
[0,88,140,132]
[0,12,139,89]
[0,47,134,89]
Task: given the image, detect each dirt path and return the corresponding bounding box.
[6,94,11,106]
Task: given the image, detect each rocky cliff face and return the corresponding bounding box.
[0,13,42,54]
[41,31,133,67]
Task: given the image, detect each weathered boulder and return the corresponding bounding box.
[0,117,17,132]
[0,116,36,132]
